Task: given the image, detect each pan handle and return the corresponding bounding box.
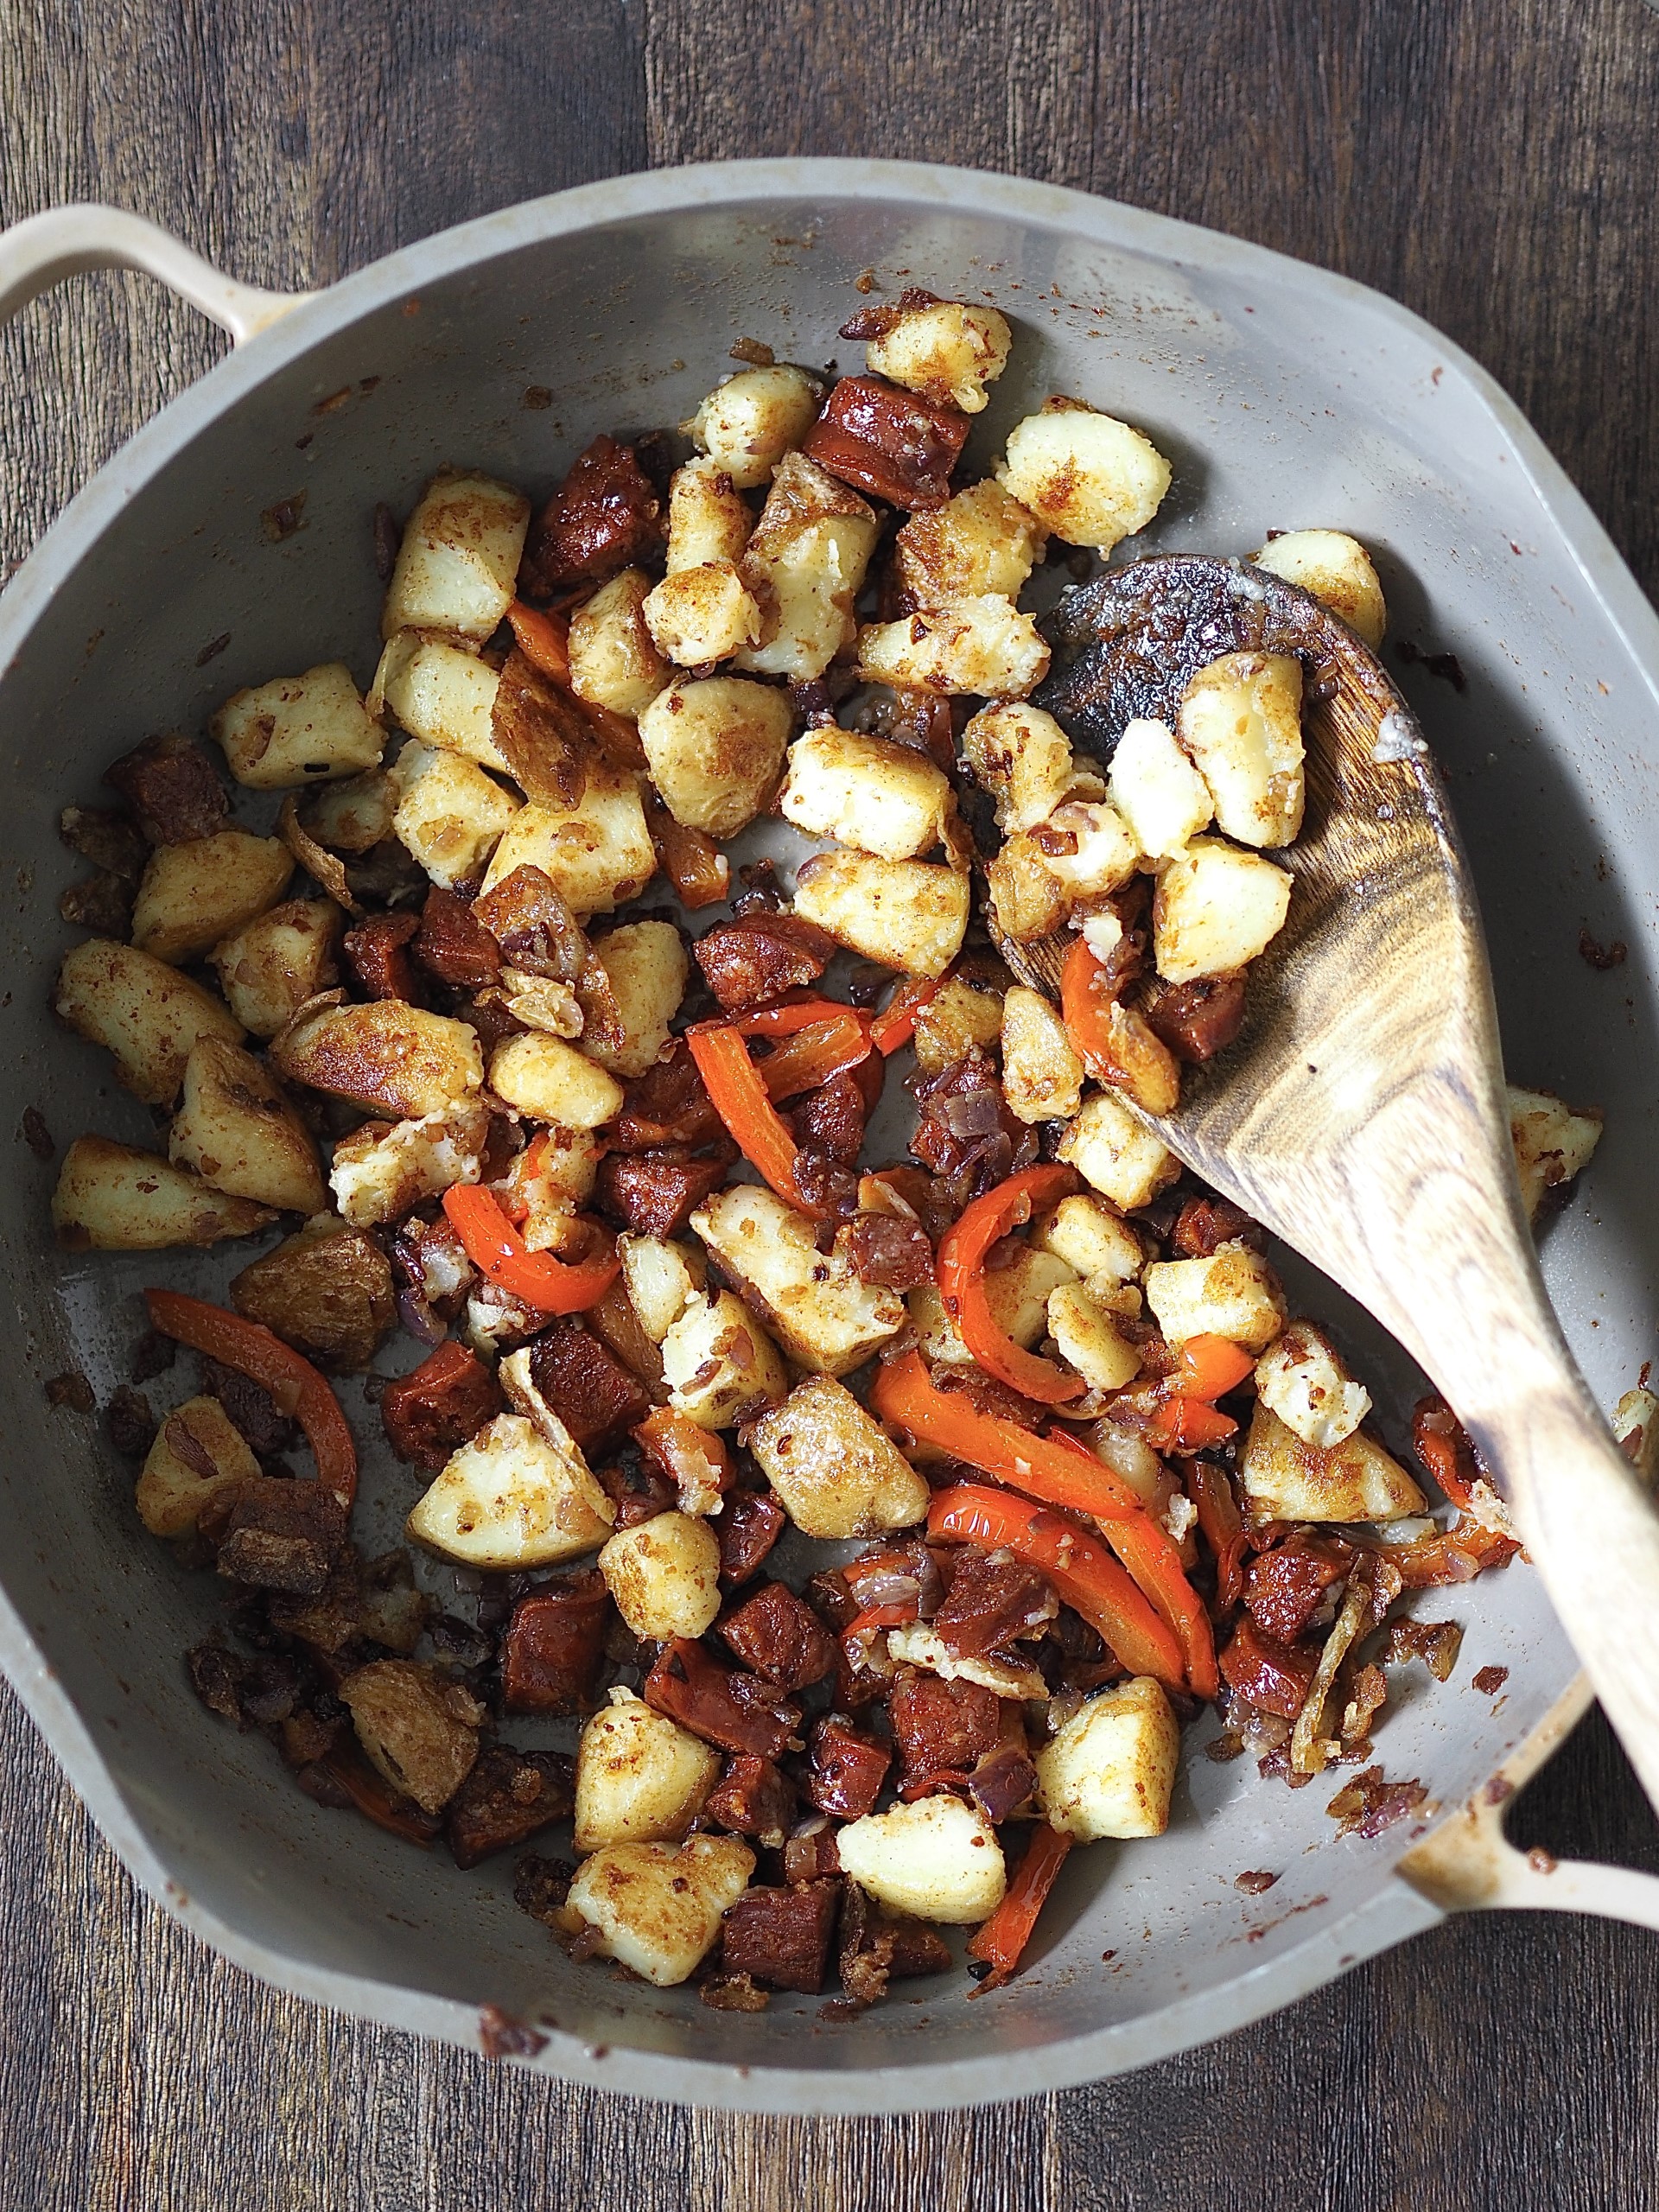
[0,203,310,345]
[1395,1675,1659,1929]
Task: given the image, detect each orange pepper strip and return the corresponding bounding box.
[632,1407,734,1503]
[967,1821,1075,1991]
[1173,1335,1256,1401]
[505,601,572,684]
[1059,935,1120,1081]
[1410,1395,1482,1512]
[936,1166,1084,1406]
[870,972,945,1056]
[928,1484,1185,1690]
[685,1023,827,1217]
[725,998,874,1104]
[840,1600,918,1666]
[143,1288,358,1510]
[442,1185,620,1313]
[1146,1396,1238,1452]
[1185,1458,1243,1559]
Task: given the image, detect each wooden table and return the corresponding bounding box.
[3,1,1659,2202]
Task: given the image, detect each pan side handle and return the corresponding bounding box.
[0,203,311,345]
[1396,1675,1659,1930]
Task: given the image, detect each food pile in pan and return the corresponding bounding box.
[48,290,1622,2008]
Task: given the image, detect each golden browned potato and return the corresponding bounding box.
[1239,1402,1427,1524]
[568,569,672,715]
[779,728,950,862]
[211,663,385,789]
[658,1290,789,1429]
[1035,1678,1179,1840]
[996,398,1172,554]
[636,677,791,838]
[862,299,1012,413]
[984,833,1070,943]
[339,1658,485,1814]
[388,742,519,891]
[130,830,295,964]
[574,1689,720,1851]
[406,1412,614,1568]
[564,1835,754,1986]
[135,1395,259,1537]
[488,1034,624,1128]
[1176,652,1306,849]
[230,1215,397,1369]
[598,1511,722,1640]
[959,702,1083,835]
[1057,1091,1179,1211]
[690,1185,906,1376]
[1152,838,1293,982]
[691,365,823,488]
[479,770,657,918]
[793,852,969,978]
[912,973,1005,1076]
[327,1101,491,1227]
[1143,1239,1286,1351]
[855,596,1050,700]
[168,1039,327,1215]
[577,920,688,1079]
[730,452,880,681]
[54,938,243,1107]
[893,480,1046,605]
[272,999,484,1119]
[1250,530,1387,651]
[380,468,531,645]
[52,1136,276,1249]
[747,1374,930,1538]
[834,1796,1006,1923]
[1001,985,1084,1122]
[209,899,343,1039]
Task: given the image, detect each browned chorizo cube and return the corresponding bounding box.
[207,1477,349,1595]
[596,1147,734,1238]
[342,910,423,1002]
[721,1881,841,1994]
[802,375,969,511]
[524,435,663,592]
[717,1582,837,1693]
[692,912,836,1014]
[445,1745,575,1869]
[500,1569,611,1714]
[105,732,229,845]
[525,1320,651,1455]
[804,1717,890,1820]
[716,1492,786,1586]
[703,1752,797,1841]
[888,1668,1004,1783]
[414,887,502,988]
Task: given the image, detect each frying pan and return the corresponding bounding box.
[1,161,1657,2114]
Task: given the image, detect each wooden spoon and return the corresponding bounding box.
[993,552,1659,1808]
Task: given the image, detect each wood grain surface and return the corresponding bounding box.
[3,0,1658,2204]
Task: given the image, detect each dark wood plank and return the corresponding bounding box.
[3,1,1659,2205]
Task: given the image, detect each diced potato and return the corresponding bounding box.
[1507,1084,1603,1222]
[381,467,531,646]
[1153,837,1292,982]
[52,1136,276,1249]
[496,971,582,1040]
[374,632,505,771]
[960,702,1081,835]
[489,1033,623,1130]
[230,1215,396,1370]
[212,663,384,790]
[297,769,397,854]
[599,1511,722,1641]
[406,1411,614,1568]
[135,1395,259,1537]
[1035,1677,1179,1840]
[636,677,791,837]
[779,727,950,861]
[731,453,880,681]
[1032,1192,1145,1289]
[273,1000,483,1119]
[855,595,1050,700]
[54,938,243,1107]
[1046,1281,1143,1392]
[690,1185,906,1376]
[1057,1091,1179,1211]
[389,741,519,892]
[1144,1238,1285,1351]
[565,1836,755,1987]
[327,1100,490,1227]
[835,1796,1006,1924]
[513,1123,601,1239]
[578,920,687,1079]
[210,899,341,1039]
[692,364,823,489]
[864,299,1012,414]
[1255,1320,1371,1449]
[1613,1387,1659,1489]
[913,974,1006,1075]
[130,830,294,965]
[1241,1400,1427,1523]
[793,851,969,979]
[642,563,763,666]
[1252,529,1387,652]
[659,1290,789,1429]
[1107,717,1212,861]
[748,1374,930,1538]
[997,398,1172,556]
[340,1659,484,1815]
[168,1038,326,1214]
[568,569,673,716]
[1001,985,1085,1122]
[984,834,1070,942]
[1037,800,1140,899]
[479,770,657,918]
[909,1248,1077,1366]
[664,454,754,571]
[894,481,1046,607]
[1176,652,1305,849]
[619,1235,707,1343]
[574,1688,720,1852]
[885,1624,1049,1703]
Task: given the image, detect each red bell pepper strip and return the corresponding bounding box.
[967,1821,1074,1991]
[870,972,945,1056]
[1410,1395,1482,1512]
[840,1600,918,1672]
[1146,1396,1238,1452]
[505,601,572,684]
[870,1352,1137,1519]
[685,1022,826,1217]
[442,1185,620,1313]
[928,1484,1185,1689]
[1058,935,1122,1081]
[143,1288,358,1510]
[1172,1335,1256,1401]
[936,1166,1084,1405]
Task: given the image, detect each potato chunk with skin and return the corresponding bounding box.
[136,1395,259,1537]
[1153,837,1292,983]
[793,852,969,979]
[575,1688,720,1852]
[855,596,1050,701]
[406,1411,614,1568]
[619,1235,706,1342]
[692,365,823,490]
[1507,1084,1603,1222]
[1057,1091,1179,1211]
[53,1136,276,1249]
[894,481,1046,607]
[960,702,1082,836]
[638,677,791,838]
[579,920,688,1079]
[479,772,657,918]
[731,453,880,681]
[565,1835,755,1987]
[327,1100,489,1227]
[210,899,341,1039]
[659,1290,788,1429]
[864,299,1012,415]
[340,1659,484,1815]
[1144,1238,1285,1351]
[1036,1678,1179,1840]
[1107,717,1212,861]
[779,728,950,861]
[55,938,243,1107]
[273,1000,483,1119]
[568,569,673,716]
[691,1185,906,1376]
[997,398,1172,555]
[130,830,294,964]
[212,663,384,789]
[168,1038,326,1215]
[599,1511,722,1641]
[643,564,763,666]
[1177,652,1306,849]
[1252,530,1387,652]
[389,742,519,892]
[1002,984,1085,1123]
[1255,1320,1371,1449]
[749,1375,930,1539]
[489,1033,623,1129]
[381,468,531,646]
[230,1216,396,1370]
[1033,1192,1145,1289]
[1046,1281,1142,1392]
[835,1796,1006,1923]
[1241,1401,1427,1524]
